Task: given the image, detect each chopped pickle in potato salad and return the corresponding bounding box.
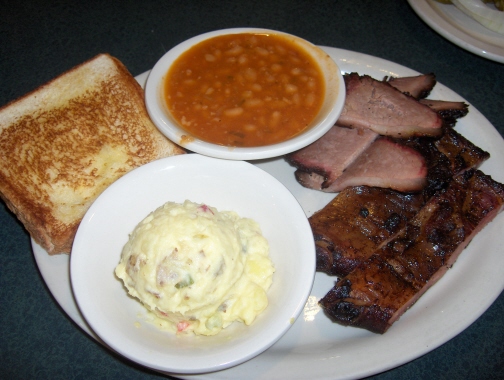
[115,200,274,336]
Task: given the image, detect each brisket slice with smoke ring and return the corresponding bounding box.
[285,125,378,188]
[337,73,443,138]
[313,137,428,193]
[288,126,428,193]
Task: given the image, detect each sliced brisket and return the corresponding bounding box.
[291,134,427,193]
[318,137,427,193]
[286,125,378,188]
[337,73,443,137]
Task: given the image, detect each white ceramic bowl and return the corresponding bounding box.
[70,154,315,375]
[145,28,345,160]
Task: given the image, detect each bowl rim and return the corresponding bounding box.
[70,154,316,374]
[145,27,346,160]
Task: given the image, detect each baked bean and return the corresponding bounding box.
[254,47,269,56]
[226,45,244,56]
[244,98,263,108]
[285,84,298,94]
[271,63,282,72]
[244,68,257,82]
[224,107,244,117]
[205,54,216,62]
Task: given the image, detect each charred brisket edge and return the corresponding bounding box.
[384,73,437,100]
[285,154,328,180]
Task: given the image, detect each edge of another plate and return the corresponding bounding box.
[408,0,504,63]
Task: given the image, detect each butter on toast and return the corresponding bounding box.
[0,53,185,254]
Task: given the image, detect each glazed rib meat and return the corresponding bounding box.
[403,127,490,198]
[309,186,424,277]
[337,73,443,137]
[319,170,504,334]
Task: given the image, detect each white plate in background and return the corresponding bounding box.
[408,0,504,63]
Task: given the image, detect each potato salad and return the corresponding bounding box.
[115,200,274,336]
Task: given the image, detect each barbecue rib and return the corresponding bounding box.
[402,127,490,198]
[319,170,504,334]
[310,186,424,276]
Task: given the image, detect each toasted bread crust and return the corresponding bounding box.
[0,54,185,254]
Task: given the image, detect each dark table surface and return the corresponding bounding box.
[1,1,503,379]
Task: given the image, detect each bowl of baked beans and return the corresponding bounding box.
[145,28,345,160]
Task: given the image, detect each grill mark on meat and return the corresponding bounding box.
[309,186,424,276]
[337,73,443,137]
[319,170,504,334]
[384,73,437,99]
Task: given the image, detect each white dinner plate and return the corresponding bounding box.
[408,0,504,63]
[32,46,504,380]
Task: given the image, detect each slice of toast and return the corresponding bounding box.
[0,53,185,254]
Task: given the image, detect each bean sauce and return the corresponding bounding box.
[164,33,325,147]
